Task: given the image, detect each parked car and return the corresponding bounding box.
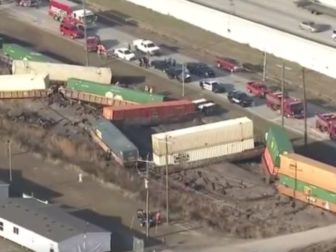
[332,30,336,40]
[216,57,242,72]
[113,48,136,61]
[133,39,160,55]
[151,59,176,71]
[299,21,320,32]
[186,62,215,78]
[60,20,83,39]
[228,90,253,107]
[199,80,226,93]
[165,65,191,82]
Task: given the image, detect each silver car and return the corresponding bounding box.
[299,21,320,32]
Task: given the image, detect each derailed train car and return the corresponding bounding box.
[152,117,255,166]
[91,118,139,167]
[102,100,196,125]
[11,60,112,84]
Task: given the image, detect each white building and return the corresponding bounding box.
[0,198,111,252]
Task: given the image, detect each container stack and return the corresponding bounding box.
[151,117,255,166]
[277,153,336,213]
[262,126,294,182]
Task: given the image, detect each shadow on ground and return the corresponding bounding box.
[0,168,63,199]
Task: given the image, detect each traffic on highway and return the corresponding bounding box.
[191,0,336,47]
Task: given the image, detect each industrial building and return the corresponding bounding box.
[0,197,111,252]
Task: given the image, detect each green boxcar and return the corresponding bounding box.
[2,43,56,62]
[266,126,294,168]
[67,78,165,104]
[279,174,336,203]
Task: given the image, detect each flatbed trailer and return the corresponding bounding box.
[0,89,50,99]
[61,88,137,106]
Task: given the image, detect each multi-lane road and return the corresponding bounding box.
[2,1,336,152]
[190,0,336,47]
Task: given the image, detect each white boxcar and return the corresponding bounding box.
[153,138,254,166]
[152,117,253,155]
[0,74,49,91]
[11,60,112,84]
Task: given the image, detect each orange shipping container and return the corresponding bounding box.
[279,153,336,193]
[263,147,278,176]
[103,100,196,125]
[277,184,336,213]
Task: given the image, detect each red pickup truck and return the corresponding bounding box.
[315,113,336,140]
[216,57,242,73]
[265,91,304,118]
[246,81,270,98]
[60,19,84,39]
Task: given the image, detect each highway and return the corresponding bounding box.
[2,1,336,151]
[189,0,336,47]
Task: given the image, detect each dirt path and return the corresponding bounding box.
[201,224,336,252]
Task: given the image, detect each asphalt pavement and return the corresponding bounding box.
[189,0,336,47]
[3,2,336,151]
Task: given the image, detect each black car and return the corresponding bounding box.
[151,58,177,71]
[165,65,192,82]
[228,90,253,107]
[186,62,215,78]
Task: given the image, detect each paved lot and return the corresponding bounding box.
[191,0,336,47]
[3,3,336,156]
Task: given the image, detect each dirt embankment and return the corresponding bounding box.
[290,239,336,252]
[0,97,334,239]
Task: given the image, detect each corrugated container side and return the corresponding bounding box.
[263,147,278,176]
[93,118,139,165]
[277,184,336,213]
[0,74,49,91]
[67,78,164,103]
[153,138,254,166]
[279,174,336,203]
[266,126,294,167]
[279,153,336,193]
[3,44,54,62]
[12,61,112,84]
[102,100,195,123]
[152,117,254,155]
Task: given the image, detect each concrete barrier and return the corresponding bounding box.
[127,0,336,79]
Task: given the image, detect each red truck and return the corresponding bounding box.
[60,19,84,39]
[48,0,97,28]
[216,57,242,73]
[265,91,304,118]
[246,81,270,97]
[315,113,336,140]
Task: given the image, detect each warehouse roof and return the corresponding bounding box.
[0,198,109,242]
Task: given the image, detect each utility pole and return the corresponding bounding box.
[262,52,267,81]
[302,67,308,146]
[281,61,285,127]
[145,154,150,239]
[182,64,185,97]
[7,140,12,182]
[165,136,169,225]
[82,0,89,66]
